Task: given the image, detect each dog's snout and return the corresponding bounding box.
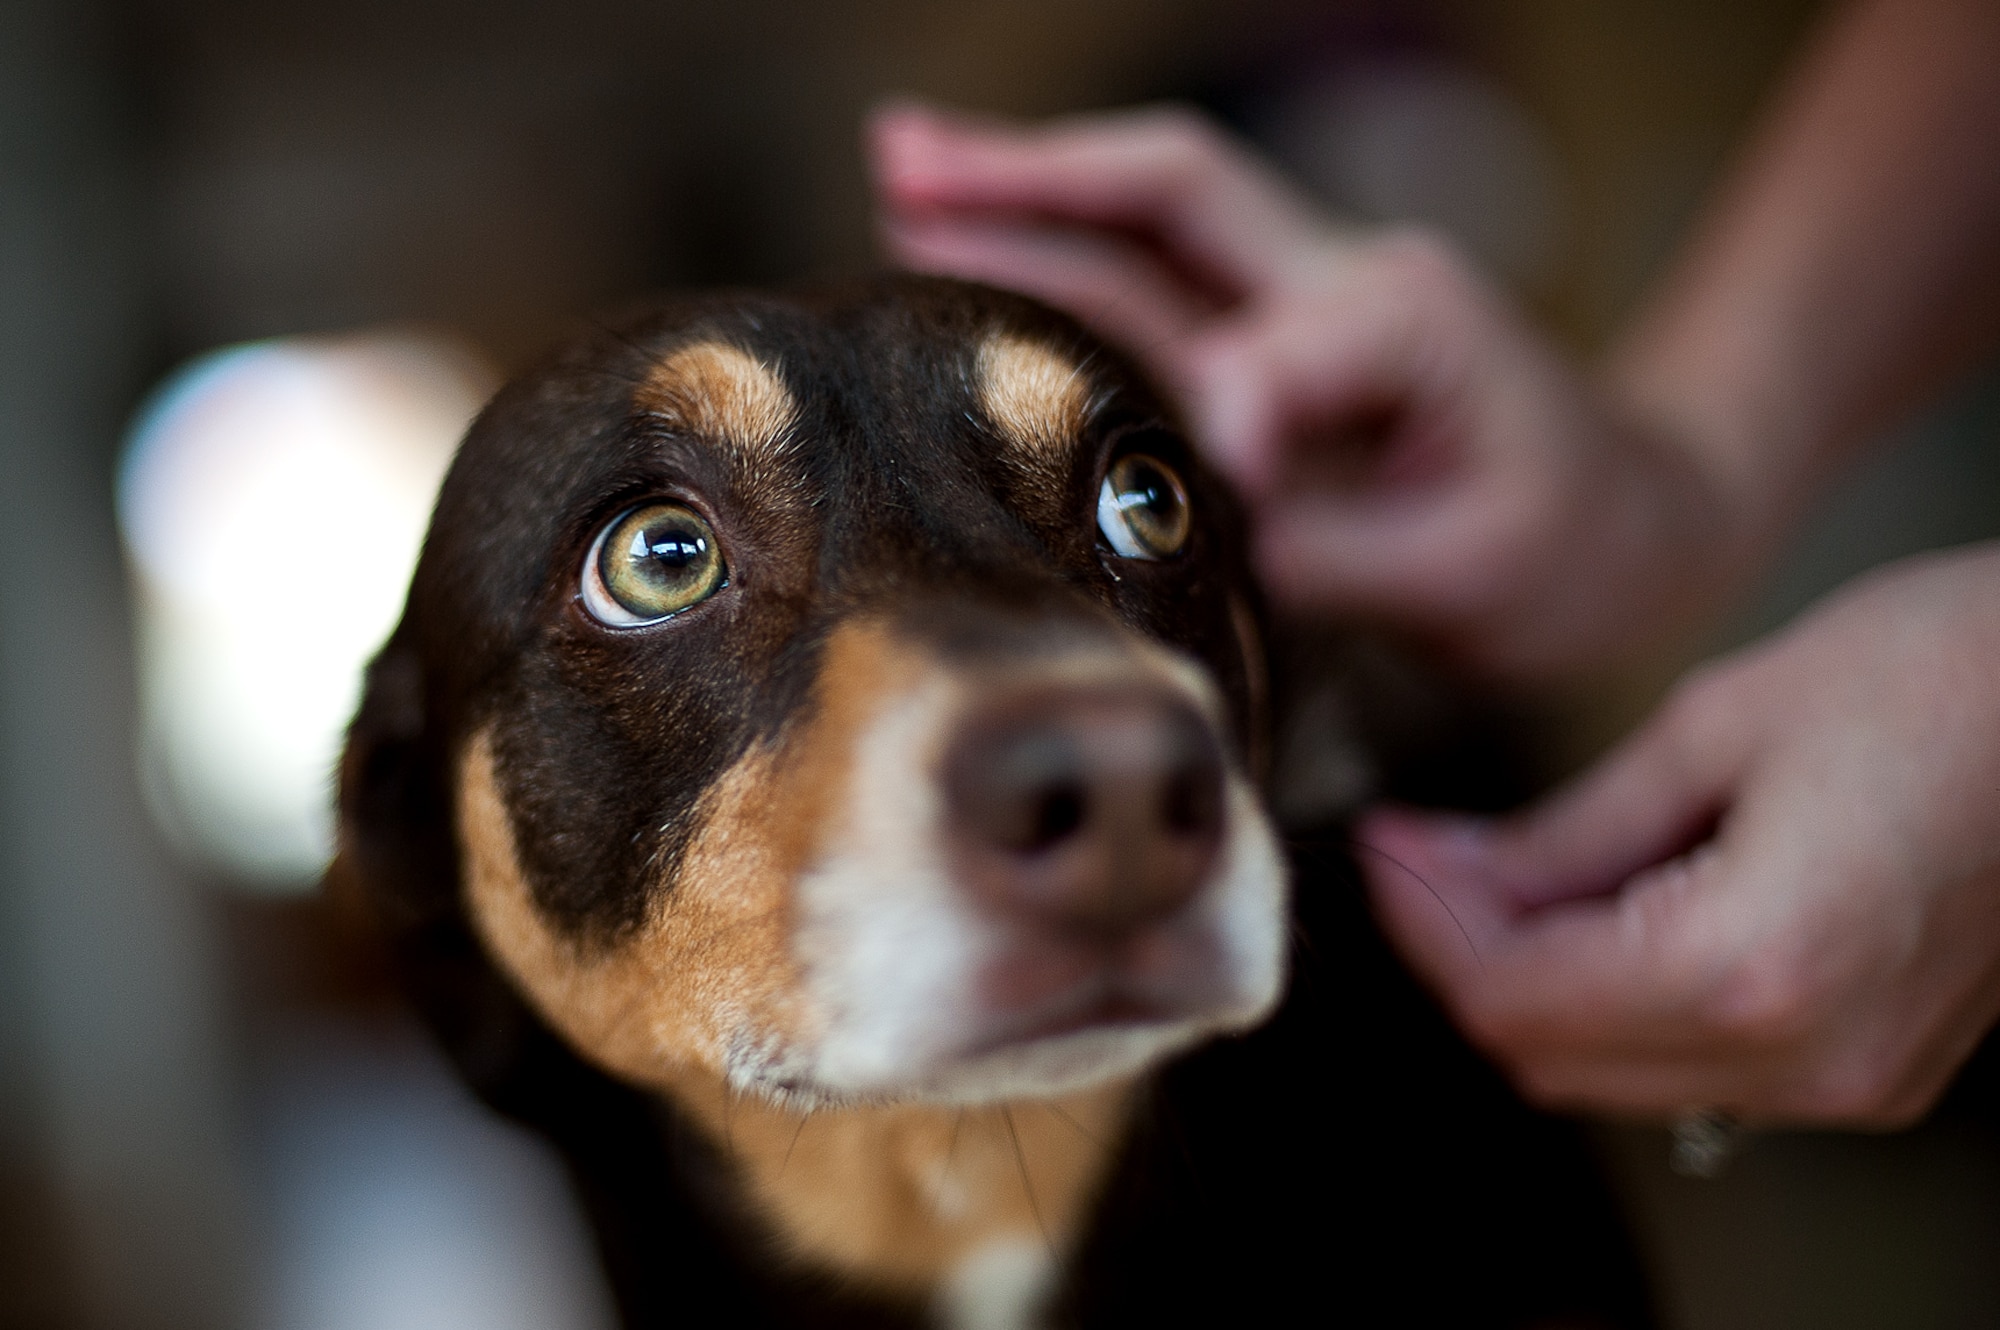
[944,689,1225,940]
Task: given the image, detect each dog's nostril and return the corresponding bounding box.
[1028,783,1088,849]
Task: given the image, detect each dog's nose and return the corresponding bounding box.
[943,689,1226,941]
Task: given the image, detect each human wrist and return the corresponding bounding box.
[1593,334,1818,609]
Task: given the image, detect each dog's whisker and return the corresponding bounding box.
[1003,1106,1054,1261]
[780,1111,811,1176]
[1287,914,1318,966]
[1346,834,1485,969]
[1156,1094,1209,1211]
[1043,1101,1109,1154]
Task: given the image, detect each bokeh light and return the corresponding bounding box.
[118,333,492,887]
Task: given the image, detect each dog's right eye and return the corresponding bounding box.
[581,503,727,626]
[1097,454,1191,560]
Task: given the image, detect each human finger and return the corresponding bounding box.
[879,211,1211,363]
[1249,487,1495,620]
[1389,841,1747,1066]
[1362,838,1767,1116]
[869,99,1320,294]
[1362,694,1760,1061]
[1475,677,1752,907]
[1500,1051,1765,1118]
[1350,806,1525,994]
[1512,964,1995,1126]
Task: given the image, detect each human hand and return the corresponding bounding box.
[869,101,1751,680]
[1361,542,2000,1126]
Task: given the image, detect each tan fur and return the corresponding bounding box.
[976,334,1091,462]
[460,732,807,1085]
[639,340,799,488]
[641,340,795,449]
[663,1072,1132,1295]
[456,618,1136,1293]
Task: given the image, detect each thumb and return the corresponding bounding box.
[1363,679,1746,951]
[1480,688,1746,908]
[1361,686,1750,1037]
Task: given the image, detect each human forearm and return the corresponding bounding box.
[1607,0,2000,564]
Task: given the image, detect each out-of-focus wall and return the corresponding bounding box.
[0,3,247,1327]
[137,0,1834,363]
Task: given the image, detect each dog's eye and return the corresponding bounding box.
[582,503,726,625]
[1096,454,1190,560]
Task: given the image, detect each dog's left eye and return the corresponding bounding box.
[582,502,727,625]
[1097,453,1191,560]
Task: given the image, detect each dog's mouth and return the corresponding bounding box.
[962,911,1238,1054]
[789,834,1282,1105]
[964,987,1186,1059]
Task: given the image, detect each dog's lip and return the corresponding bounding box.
[960,984,1188,1058]
[972,914,1231,1025]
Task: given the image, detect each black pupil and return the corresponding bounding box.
[596,505,723,620]
[641,526,705,570]
[1126,463,1172,517]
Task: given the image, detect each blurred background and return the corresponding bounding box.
[3,0,1998,1326]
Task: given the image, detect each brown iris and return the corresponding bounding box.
[1096,454,1191,560]
[586,502,726,624]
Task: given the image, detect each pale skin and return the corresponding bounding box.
[868,0,2000,1126]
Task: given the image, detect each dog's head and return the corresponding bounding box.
[340,276,1286,1113]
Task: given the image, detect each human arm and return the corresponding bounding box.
[1607,0,2000,582]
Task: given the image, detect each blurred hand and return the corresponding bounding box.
[870,101,1748,680]
[1361,542,2000,1125]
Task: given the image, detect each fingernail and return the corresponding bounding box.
[1363,806,1493,867]
[868,106,940,178]
[1424,815,1496,865]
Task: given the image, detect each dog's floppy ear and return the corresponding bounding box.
[329,629,551,1103]
[332,629,452,925]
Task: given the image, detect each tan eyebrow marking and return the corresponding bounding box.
[975,333,1091,460]
[638,340,798,462]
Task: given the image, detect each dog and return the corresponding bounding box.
[336,275,1654,1328]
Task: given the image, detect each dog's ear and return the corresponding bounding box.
[329,630,552,1104]
[332,630,453,927]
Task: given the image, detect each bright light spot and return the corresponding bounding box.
[119,332,494,888]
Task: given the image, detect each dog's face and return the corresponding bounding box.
[342,278,1286,1112]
